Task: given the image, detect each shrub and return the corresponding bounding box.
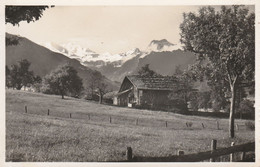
[245,121,255,131]
[167,99,188,113]
[84,93,99,101]
[237,99,254,114]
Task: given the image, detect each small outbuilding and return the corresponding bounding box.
[113,75,178,109]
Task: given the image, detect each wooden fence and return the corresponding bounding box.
[119,140,255,162]
[23,105,250,131]
[22,106,255,162]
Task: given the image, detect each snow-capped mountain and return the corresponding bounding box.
[41,39,195,82]
[120,48,143,63]
[43,39,178,67]
[44,42,69,54]
[60,43,98,61]
[43,42,146,67]
[43,42,99,62]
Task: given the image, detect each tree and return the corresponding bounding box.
[174,65,183,76]
[180,6,255,138]
[137,64,161,77]
[6,59,35,90]
[169,68,196,112]
[97,82,108,104]
[6,6,50,26]
[19,59,35,90]
[33,75,42,84]
[237,99,254,116]
[94,73,108,104]
[86,70,110,104]
[42,64,83,99]
[198,92,212,111]
[32,75,42,92]
[9,64,22,89]
[88,71,103,98]
[5,6,51,46]
[188,61,230,112]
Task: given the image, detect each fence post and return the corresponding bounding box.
[126,147,133,161]
[136,119,138,125]
[109,116,111,123]
[236,124,239,131]
[70,113,72,118]
[178,150,184,156]
[210,139,217,162]
[216,121,220,130]
[47,109,50,116]
[25,106,27,113]
[88,114,90,120]
[165,121,168,128]
[202,123,205,129]
[241,152,246,161]
[230,142,235,162]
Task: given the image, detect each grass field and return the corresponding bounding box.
[6,89,255,162]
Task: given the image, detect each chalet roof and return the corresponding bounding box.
[125,75,178,90]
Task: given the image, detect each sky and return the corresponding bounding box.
[6,5,254,54]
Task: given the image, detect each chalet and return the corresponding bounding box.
[113,75,179,109]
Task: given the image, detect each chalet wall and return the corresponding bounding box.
[139,89,171,109]
[117,93,128,106]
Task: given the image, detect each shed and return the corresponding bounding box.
[113,75,178,109]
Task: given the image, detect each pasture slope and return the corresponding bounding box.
[6,89,254,162]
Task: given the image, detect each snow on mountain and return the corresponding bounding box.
[43,42,145,67]
[39,39,195,83]
[120,48,143,63]
[60,43,97,59]
[43,42,68,55]
[82,48,143,64]
[42,39,180,68]
[43,42,102,62]
[90,48,144,67]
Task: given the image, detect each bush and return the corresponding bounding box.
[245,121,255,131]
[237,99,254,114]
[167,99,188,113]
[84,94,99,101]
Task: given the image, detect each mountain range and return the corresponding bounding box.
[43,39,196,82]
[5,33,119,91]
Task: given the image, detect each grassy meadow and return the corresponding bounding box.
[6,89,255,162]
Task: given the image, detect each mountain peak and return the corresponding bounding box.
[126,48,141,55]
[148,39,176,52]
[150,39,171,44]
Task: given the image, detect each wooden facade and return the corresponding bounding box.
[114,75,178,109]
